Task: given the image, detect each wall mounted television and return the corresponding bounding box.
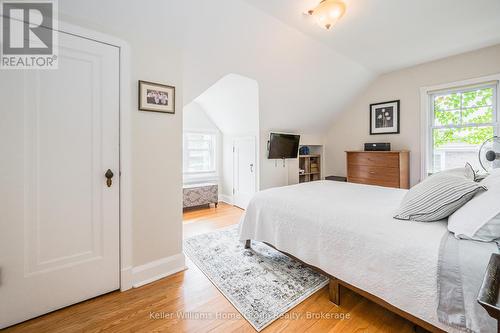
[268,133,300,159]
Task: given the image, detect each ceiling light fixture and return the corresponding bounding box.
[306,0,346,30]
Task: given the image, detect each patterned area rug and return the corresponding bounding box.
[183,225,329,331]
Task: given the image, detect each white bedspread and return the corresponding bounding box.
[239,180,458,332]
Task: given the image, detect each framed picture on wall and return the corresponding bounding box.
[138,80,175,113]
[370,100,400,135]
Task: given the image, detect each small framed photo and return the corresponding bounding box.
[370,100,400,135]
[138,80,175,113]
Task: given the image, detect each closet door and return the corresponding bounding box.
[0,31,120,328]
[233,137,256,209]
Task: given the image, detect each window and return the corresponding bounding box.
[426,82,498,175]
[183,132,216,173]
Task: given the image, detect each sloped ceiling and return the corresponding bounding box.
[181,0,374,133]
[243,0,500,73]
[194,74,259,135]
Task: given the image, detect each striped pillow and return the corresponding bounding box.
[394,173,487,222]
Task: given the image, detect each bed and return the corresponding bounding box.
[238,180,491,332]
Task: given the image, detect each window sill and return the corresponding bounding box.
[183,172,218,185]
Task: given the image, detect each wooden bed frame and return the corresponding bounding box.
[244,239,445,333]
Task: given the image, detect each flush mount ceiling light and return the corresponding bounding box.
[306,0,346,30]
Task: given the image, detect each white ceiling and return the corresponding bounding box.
[242,0,500,73]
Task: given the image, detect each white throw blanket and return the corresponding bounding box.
[239,180,461,332]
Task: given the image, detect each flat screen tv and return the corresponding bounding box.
[268,133,300,159]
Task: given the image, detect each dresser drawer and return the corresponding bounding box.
[347,152,399,168]
[347,165,400,185]
[348,176,400,188]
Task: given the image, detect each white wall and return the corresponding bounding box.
[183,102,221,134]
[324,44,500,186]
[183,102,222,186]
[59,0,185,270]
[221,135,235,202]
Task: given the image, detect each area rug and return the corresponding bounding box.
[183,225,329,331]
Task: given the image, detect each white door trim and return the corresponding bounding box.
[55,21,133,291]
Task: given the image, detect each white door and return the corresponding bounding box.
[233,137,256,209]
[0,31,120,328]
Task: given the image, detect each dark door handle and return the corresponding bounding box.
[105,169,114,187]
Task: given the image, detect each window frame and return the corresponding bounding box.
[182,130,217,175]
[420,75,500,180]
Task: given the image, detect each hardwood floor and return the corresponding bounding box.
[183,202,244,238]
[5,203,415,333]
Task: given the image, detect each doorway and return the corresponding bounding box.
[181,74,259,229]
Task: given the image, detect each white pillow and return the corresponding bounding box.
[464,162,477,181]
[394,172,486,222]
[440,163,475,180]
[448,168,500,241]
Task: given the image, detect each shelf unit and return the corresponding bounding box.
[299,154,321,183]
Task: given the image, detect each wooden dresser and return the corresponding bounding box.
[346,151,410,189]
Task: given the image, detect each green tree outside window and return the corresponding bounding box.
[433,87,495,148]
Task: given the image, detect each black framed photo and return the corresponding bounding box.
[138,80,175,113]
[370,100,400,135]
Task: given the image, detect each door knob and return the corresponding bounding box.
[250,163,254,172]
[105,169,114,187]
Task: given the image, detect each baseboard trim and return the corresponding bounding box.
[127,253,186,288]
[219,194,233,205]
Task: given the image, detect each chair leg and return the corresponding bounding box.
[244,240,251,249]
[329,278,341,305]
